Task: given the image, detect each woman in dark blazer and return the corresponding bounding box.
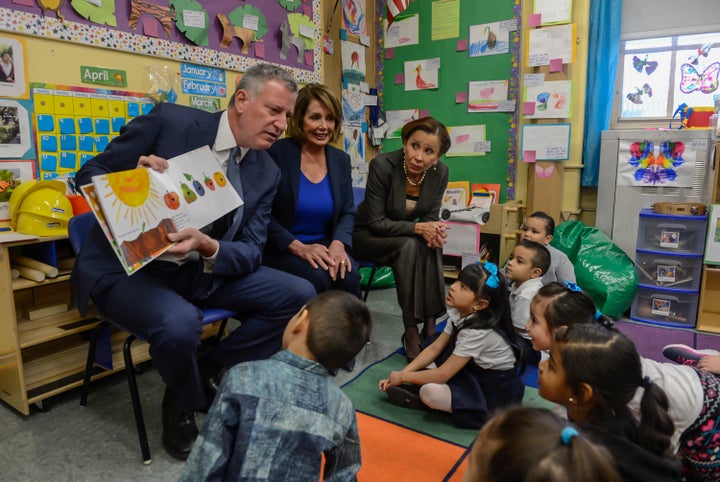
[353,117,451,359]
[265,84,360,297]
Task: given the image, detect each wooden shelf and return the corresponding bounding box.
[11,272,72,291]
[17,307,101,349]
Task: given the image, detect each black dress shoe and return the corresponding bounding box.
[386,384,428,411]
[161,387,198,461]
[342,357,356,372]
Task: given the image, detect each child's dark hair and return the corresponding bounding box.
[529,211,556,236]
[456,263,521,360]
[534,282,613,331]
[305,291,372,370]
[553,324,674,456]
[471,406,620,482]
[518,239,551,275]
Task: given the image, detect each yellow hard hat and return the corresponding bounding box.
[8,179,67,230]
[15,187,72,236]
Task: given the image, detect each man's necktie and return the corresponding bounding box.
[223,146,245,240]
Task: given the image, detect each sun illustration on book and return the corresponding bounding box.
[102,168,163,227]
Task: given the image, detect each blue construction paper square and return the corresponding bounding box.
[77,117,93,134]
[58,117,76,134]
[40,135,58,152]
[111,117,126,133]
[340,29,347,40]
[41,171,59,180]
[126,102,140,117]
[80,153,94,166]
[40,154,58,171]
[95,136,109,152]
[59,152,78,169]
[78,135,95,152]
[94,118,110,135]
[141,103,153,115]
[36,115,55,132]
[60,135,77,150]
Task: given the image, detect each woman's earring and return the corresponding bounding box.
[568,397,574,403]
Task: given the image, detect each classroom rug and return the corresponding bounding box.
[343,351,554,480]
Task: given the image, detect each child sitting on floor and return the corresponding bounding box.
[505,239,550,365]
[521,211,575,285]
[526,281,720,481]
[180,291,372,481]
[538,324,682,481]
[662,343,720,373]
[378,262,524,429]
[462,406,620,482]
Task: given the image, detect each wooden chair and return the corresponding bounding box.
[68,212,233,464]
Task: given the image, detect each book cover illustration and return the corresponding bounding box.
[83,145,242,275]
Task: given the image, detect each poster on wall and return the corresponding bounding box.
[446,125,487,157]
[384,14,419,48]
[343,125,365,165]
[0,99,33,158]
[342,0,367,36]
[0,159,36,222]
[341,40,367,83]
[469,22,510,57]
[404,58,440,91]
[523,80,572,119]
[617,139,695,187]
[0,36,28,99]
[468,80,511,112]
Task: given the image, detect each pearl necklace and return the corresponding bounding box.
[403,159,426,186]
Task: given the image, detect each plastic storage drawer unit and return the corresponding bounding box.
[631,286,699,327]
[636,209,707,254]
[635,250,703,291]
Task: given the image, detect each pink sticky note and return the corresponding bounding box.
[522,102,536,115]
[304,50,314,66]
[528,13,542,28]
[455,91,467,104]
[143,20,159,38]
[523,150,537,163]
[419,110,430,118]
[456,39,468,52]
[12,0,35,6]
[255,43,265,59]
[385,48,395,59]
[303,4,312,16]
[549,58,563,72]
[394,73,405,85]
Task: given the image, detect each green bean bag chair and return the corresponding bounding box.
[551,221,638,318]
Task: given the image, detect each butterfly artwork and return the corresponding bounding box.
[632,55,658,75]
[628,140,684,185]
[679,62,720,94]
[626,83,653,104]
[688,42,713,65]
[535,164,555,178]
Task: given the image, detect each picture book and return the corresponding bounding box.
[81,145,242,275]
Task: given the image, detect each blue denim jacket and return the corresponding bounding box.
[179,350,361,481]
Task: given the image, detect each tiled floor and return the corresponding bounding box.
[0,286,407,481]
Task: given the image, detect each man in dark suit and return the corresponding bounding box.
[72,63,316,460]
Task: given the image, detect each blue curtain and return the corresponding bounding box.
[582,0,622,186]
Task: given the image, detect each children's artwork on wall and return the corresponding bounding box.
[679,62,720,94]
[469,22,509,57]
[282,12,315,64]
[71,0,117,26]
[533,0,572,25]
[404,58,440,91]
[384,13,418,48]
[351,161,367,188]
[342,83,366,125]
[446,124,486,157]
[385,108,419,138]
[468,80,509,112]
[0,36,28,99]
[534,163,556,179]
[617,139,695,187]
[431,0,459,41]
[0,1,323,83]
[0,159,36,222]
[31,83,153,180]
[523,80,572,119]
[0,99,33,159]
[342,0,366,36]
[527,24,575,67]
[341,40,366,83]
[521,124,570,161]
[343,125,365,165]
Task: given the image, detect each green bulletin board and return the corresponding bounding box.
[379,0,520,201]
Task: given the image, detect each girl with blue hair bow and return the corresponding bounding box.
[378,262,525,428]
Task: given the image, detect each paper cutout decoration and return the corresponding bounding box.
[218,14,256,53]
[277,0,302,11]
[689,42,713,65]
[281,14,316,63]
[626,83,653,104]
[128,0,175,37]
[170,0,209,46]
[679,62,720,94]
[36,0,65,22]
[632,55,658,75]
[535,164,555,178]
[70,0,117,26]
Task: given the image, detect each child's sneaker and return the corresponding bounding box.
[662,344,720,366]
